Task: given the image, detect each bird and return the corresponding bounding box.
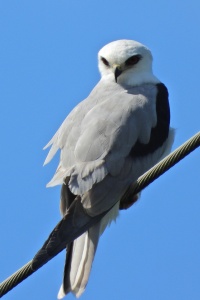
[31,39,174,298]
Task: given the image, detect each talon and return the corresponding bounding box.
[119,193,140,210]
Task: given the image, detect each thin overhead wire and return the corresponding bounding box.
[0,131,200,298]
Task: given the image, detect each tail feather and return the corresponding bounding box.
[58,223,100,299]
[31,199,107,271]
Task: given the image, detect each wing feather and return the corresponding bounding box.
[45,82,158,195]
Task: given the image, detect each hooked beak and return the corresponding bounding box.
[114,65,123,82]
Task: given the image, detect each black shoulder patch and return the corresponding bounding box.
[130,83,170,157]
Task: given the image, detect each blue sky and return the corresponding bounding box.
[0,1,200,299]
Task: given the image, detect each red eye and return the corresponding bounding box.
[125,55,141,67]
[101,56,110,67]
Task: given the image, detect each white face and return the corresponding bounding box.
[98,39,159,86]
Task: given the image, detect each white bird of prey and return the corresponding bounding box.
[32,39,174,298]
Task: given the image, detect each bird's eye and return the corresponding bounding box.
[125,55,141,67]
[101,56,110,67]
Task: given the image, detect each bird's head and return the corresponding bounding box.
[98,39,159,86]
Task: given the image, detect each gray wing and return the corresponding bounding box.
[45,80,157,213]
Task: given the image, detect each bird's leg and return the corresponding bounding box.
[119,193,140,210]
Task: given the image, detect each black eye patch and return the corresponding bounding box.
[125,55,142,67]
[101,56,110,67]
